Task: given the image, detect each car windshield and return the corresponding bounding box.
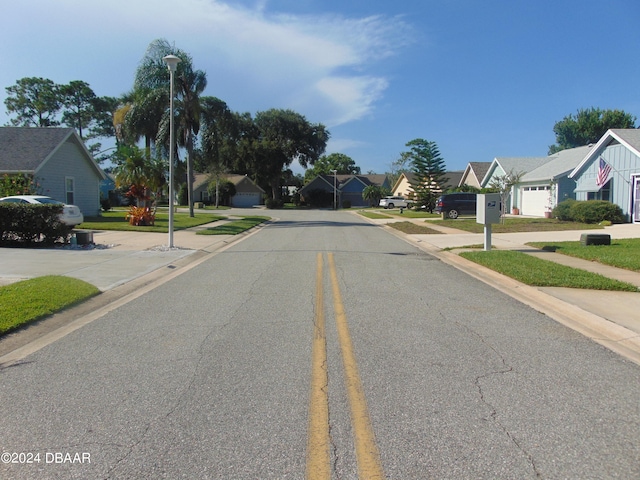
[34,197,63,205]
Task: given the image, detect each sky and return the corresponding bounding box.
[2,0,639,175]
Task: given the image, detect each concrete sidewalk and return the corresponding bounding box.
[0,222,236,291]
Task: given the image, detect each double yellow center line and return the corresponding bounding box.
[306,253,385,480]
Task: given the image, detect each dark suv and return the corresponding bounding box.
[435,193,477,219]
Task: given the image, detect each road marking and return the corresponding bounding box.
[328,253,385,479]
[306,252,331,480]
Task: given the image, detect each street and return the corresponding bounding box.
[1,210,639,479]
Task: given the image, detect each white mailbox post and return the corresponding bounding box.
[476,193,501,251]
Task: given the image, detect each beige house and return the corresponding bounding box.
[192,173,265,207]
[459,162,491,189]
[391,171,464,198]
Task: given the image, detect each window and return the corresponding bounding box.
[587,179,611,201]
[65,177,75,204]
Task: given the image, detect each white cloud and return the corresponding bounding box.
[1,0,413,128]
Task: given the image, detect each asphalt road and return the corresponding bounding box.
[1,210,639,479]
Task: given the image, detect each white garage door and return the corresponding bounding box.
[231,192,261,208]
[520,186,550,217]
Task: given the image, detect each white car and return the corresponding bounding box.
[0,195,84,226]
[378,196,412,209]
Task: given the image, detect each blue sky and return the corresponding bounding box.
[2,0,639,174]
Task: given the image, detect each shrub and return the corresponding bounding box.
[100,198,112,212]
[342,200,352,209]
[126,206,155,226]
[552,199,576,221]
[0,204,70,246]
[265,198,284,209]
[570,200,624,224]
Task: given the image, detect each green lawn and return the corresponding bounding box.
[435,217,604,233]
[357,210,393,219]
[79,210,226,232]
[0,276,100,335]
[381,209,441,219]
[387,221,443,235]
[460,250,638,291]
[196,216,270,235]
[527,238,640,272]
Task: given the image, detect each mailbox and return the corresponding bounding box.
[477,193,501,225]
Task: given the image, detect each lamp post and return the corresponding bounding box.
[162,54,181,248]
[331,169,337,210]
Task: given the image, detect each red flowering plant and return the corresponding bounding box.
[0,173,41,197]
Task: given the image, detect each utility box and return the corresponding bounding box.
[476,194,501,225]
[580,233,611,246]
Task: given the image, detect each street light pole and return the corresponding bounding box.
[331,170,337,210]
[162,54,181,248]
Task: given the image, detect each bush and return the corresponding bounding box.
[265,198,284,209]
[342,200,352,209]
[552,199,576,221]
[0,204,71,246]
[570,200,624,224]
[100,198,112,212]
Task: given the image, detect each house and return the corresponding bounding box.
[299,174,390,207]
[0,127,106,216]
[391,171,465,198]
[512,145,593,216]
[481,156,552,211]
[192,173,265,207]
[569,129,640,223]
[459,162,491,189]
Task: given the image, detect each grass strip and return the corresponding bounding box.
[460,250,638,291]
[358,211,393,219]
[441,218,603,233]
[387,222,442,235]
[196,216,270,235]
[79,211,226,232]
[527,239,640,272]
[0,276,100,335]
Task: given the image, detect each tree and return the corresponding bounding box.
[4,77,61,127]
[59,80,98,140]
[549,107,636,154]
[362,185,390,207]
[488,170,522,223]
[253,109,329,199]
[142,39,207,217]
[304,153,360,182]
[113,145,166,209]
[405,139,448,212]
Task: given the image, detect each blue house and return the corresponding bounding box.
[0,127,106,216]
[299,174,390,208]
[569,129,640,223]
[513,145,593,216]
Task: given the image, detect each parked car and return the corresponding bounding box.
[435,193,477,219]
[0,195,84,226]
[379,196,412,209]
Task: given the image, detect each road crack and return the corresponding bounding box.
[458,322,542,478]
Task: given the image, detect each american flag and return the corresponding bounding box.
[596,157,612,187]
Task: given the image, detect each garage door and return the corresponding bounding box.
[231,192,261,208]
[520,186,550,217]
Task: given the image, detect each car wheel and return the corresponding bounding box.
[447,209,459,219]
[407,203,412,209]
[388,203,394,209]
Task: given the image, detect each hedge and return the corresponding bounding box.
[0,204,71,246]
[551,199,624,224]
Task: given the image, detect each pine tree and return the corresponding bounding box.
[405,139,448,212]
